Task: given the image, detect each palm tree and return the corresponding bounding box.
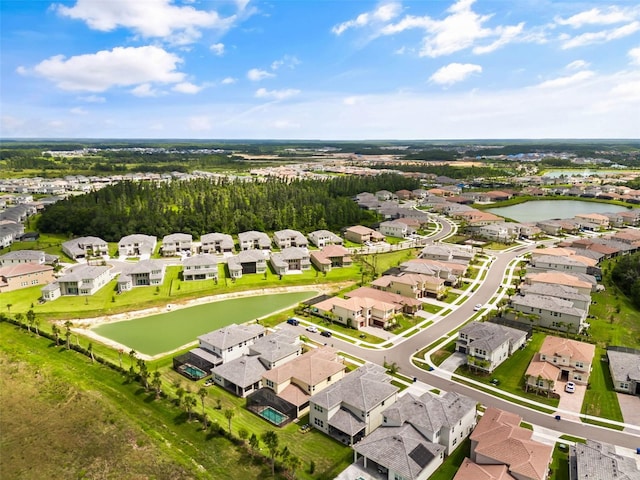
[197,387,208,428]
[15,312,24,327]
[51,324,60,346]
[6,304,12,315]
[286,455,302,479]
[152,371,162,399]
[261,430,279,476]
[176,386,186,407]
[64,321,73,350]
[224,408,235,433]
[117,348,124,369]
[128,349,137,369]
[87,342,95,363]
[137,359,150,390]
[249,433,260,456]
[26,309,36,334]
[184,395,197,421]
[34,318,41,336]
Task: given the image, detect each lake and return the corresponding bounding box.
[485,200,630,223]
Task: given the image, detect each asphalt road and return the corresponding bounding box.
[313,218,640,449]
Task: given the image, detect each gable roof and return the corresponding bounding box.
[539,336,595,363]
[198,323,265,350]
[212,355,268,388]
[454,458,516,480]
[460,322,527,352]
[0,262,53,278]
[606,349,640,383]
[262,346,344,388]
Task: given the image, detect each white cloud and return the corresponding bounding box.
[221,77,237,84]
[16,66,28,75]
[130,83,160,97]
[56,0,234,44]
[79,95,106,103]
[31,46,185,92]
[555,6,639,28]
[210,43,225,55]
[255,88,300,100]
[566,60,590,70]
[271,55,300,70]
[70,107,88,115]
[561,22,640,49]
[628,46,640,65]
[172,82,202,94]
[247,68,275,81]
[188,115,213,132]
[332,2,402,35]
[472,23,525,54]
[430,63,482,85]
[343,96,360,105]
[537,70,594,89]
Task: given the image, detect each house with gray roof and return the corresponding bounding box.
[0,250,58,266]
[270,247,310,275]
[272,229,308,249]
[419,244,473,264]
[226,249,267,278]
[62,236,109,260]
[520,283,591,312]
[309,363,398,445]
[117,259,166,292]
[379,220,411,238]
[570,439,640,480]
[238,230,271,251]
[457,322,527,373]
[308,229,343,247]
[353,423,445,480]
[509,293,588,333]
[607,348,640,396]
[198,323,266,364]
[118,234,157,258]
[182,254,218,281]
[161,233,192,256]
[47,264,112,297]
[200,232,234,254]
[382,390,477,455]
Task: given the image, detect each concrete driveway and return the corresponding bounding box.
[617,393,640,434]
[555,380,587,420]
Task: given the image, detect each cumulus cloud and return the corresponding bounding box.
[629,46,640,65]
[255,88,300,100]
[56,0,234,44]
[430,63,482,85]
[247,68,275,81]
[130,83,160,97]
[555,6,638,28]
[210,43,225,55]
[566,60,590,70]
[79,95,106,103]
[332,2,402,35]
[537,70,594,89]
[561,21,640,49]
[30,46,185,92]
[221,77,237,84]
[172,82,202,94]
[271,55,300,70]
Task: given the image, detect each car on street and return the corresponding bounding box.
[286,318,300,326]
[320,330,332,337]
[306,325,318,333]
[474,304,483,311]
[565,381,576,393]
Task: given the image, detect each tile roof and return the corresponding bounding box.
[526,272,592,290]
[261,346,344,387]
[539,336,595,364]
[0,262,53,278]
[525,357,561,381]
[453,458,516,480]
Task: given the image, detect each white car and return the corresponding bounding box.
[473,304,483,311]
[306,325,318,333]
[565,382,576,393]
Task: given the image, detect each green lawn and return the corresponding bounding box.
[430,439,470,480]
[581,347,624,428]
[93,291,317,356]
[431,340,457,367]
[421,303,444,314]
[0,233,75,262]
[549,444,570,480]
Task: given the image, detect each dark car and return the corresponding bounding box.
[286,318,300,326]
[320,330,332,337]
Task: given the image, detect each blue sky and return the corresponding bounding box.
[1,0,639,139]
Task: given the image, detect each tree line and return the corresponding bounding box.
[37,174,420,241]
[610,252,640,309]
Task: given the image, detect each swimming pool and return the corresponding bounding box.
[259,406,287,426]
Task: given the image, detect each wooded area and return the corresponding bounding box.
[37,174,420,241]
[610,252,640,309]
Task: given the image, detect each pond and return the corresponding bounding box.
[485,200,630,223]
[92,290,317,356]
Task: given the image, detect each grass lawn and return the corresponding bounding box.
[431,339,457,367]
[430,439,470,480]
[359,249,417,276]
[387,314,421,335]
[581,346,624,429]
[422,303,444,314]
[93,291,317,356]
[0,232,75,262]
[549,444,570,480]
[456,332,559,408]
[441,291,460,303]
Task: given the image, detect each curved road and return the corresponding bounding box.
[312,217,640,449]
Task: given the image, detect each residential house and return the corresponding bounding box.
[0,263,55,293]
[536,221,563,236]
[0,250,58,266]
[375,190,394,201]
[197,323,266,365]
[310,245,352,272]
[399,258,466,285]
[453,458,516,480]
[372,273,446,299]
[454,209,504,226]
[117,259,166,292]
[379,220,411,238]
[345,286,422,315]
[420,245,473,264]
[161,233,193,256]
[308,229,343,247]
[575,213,610,229]
[270,247,311,275]
[395,189,414,200]
[456,322,527,372]
[212,330,301,398]
[525,271,595,296]
[273,229,308,249]
[528,254,597,276]
[312,295,397,330]
[182,254,218,281]
[200,232,234,254]
[525,336,595,393]
[510,293,588,333]
[238,230,271,251]
[309,363,399,445]
[519,283,591,312]
[381,390,477,455]
[118,234,157,258]
[227,250,268,278]
[344,225,385,244]
[62,236,109,260]
[470,407,553,480]
[45,264,112,298]
[607,348,640,396]
[470,223,518,243]
[570,440,640,480]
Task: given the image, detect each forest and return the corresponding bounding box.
[37,174,420,241]
[610,252,640,309]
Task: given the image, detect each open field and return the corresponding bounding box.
[581,347,624,429]
[93,291,317,356]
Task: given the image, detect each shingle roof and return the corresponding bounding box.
[249,330,300,364]
[198,323,265,350]
[212,355,268,388]
[607,350,640,383]
[460,322,526,352]
[572,439,640,480]
[58,264,110,282]
[183,253,218,267]
[512,293,586,317]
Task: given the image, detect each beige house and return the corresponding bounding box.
[309,245,352,272]
[372,273,446,299]
[525,271,594,296]
[344,225,385,244]
[575,213,610,228]
[0,263,55,293]
[312,295,397,329]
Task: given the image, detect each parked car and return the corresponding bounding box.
[474,304,483,311]
[286,318,300,326]
[204,378,215,387]
[320,330,332,338]
[306,325,318,333]
[565,381,576,393]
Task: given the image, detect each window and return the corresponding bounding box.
[452,438,457,446]
[314,404,323,413]
[575,362,584,368]
[313,418,324,428]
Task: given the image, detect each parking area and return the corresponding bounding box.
[555,380,587,420]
